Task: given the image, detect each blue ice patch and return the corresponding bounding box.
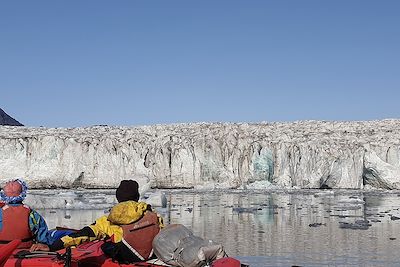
[253,148,274,181]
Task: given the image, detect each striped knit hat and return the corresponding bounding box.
[0,178,28,204]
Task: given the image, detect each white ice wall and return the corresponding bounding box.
[0,120,399,189]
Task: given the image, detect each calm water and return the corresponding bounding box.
[33,189,400,267]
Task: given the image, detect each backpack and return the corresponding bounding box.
[152,224,225,267]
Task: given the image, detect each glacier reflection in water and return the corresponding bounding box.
[31,189,400,267]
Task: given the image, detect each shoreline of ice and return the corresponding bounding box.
[25,187,400,210]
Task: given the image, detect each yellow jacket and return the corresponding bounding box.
[60,201,164,247]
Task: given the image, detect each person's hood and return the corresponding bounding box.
[108,201,149,225]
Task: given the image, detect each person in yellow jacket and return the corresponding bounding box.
[31,180,164,263]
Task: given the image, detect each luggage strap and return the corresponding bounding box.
[14,250,60,258]
[14,247,72,267]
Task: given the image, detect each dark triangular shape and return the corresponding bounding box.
[0,108,23,126]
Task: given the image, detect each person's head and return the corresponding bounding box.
[0,178,28,204]
[116,180,140,203]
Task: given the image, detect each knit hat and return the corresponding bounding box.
[0,178,28,204]
[116,180,140,202]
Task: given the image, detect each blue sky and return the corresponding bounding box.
[1,1,399,127]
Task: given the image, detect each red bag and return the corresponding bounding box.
[211,257,241,267]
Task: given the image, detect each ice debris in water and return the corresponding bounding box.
[339,220,372,230]
[309,223,326,227]
[232,207,260,213]
[314,190,334,197]
[240,180,281,190]
[26,189,168,210]
[338,198,365,204]
[141,191,167,208]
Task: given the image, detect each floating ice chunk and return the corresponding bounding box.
[26,189,116,210]
[232,207,259,213]
[241,180,281,190]
[309,223,326,227]
[338,198,365,204]
[141,191,168,208]
[339,220,371,230]
[138,180,151,195]
[195,181,236,190]
[314,190,334,197]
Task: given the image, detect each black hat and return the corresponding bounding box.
[116,180,140,202]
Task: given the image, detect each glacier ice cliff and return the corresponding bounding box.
[0,120,399,189]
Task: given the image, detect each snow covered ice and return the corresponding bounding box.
[1,120,400,190]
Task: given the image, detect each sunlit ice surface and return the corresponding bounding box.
[27,188,400,267]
